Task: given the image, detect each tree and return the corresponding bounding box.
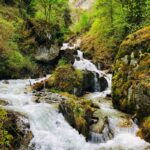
[121,0,147,32]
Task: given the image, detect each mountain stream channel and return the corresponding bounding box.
[0,43,150,150]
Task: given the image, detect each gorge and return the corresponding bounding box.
[0,0,150,149]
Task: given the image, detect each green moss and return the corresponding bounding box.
[140,116,150,143]
[57,58,68,67]
[117,26,150,58]
[47,65,83,95]
[59,93,95,137]
[80,35,113,69]
[0,4,37,79]
[0,108,13,149]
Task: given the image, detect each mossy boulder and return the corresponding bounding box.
[48,65,83,96]
[59,93,96,139]
[112,26,150,118]
[141,116,150,143]
[0,108,32,149]
[20,19,61,63]
[32,64,106,95]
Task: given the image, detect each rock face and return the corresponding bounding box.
[112,26,150,118]
[59,95,95,139]
[69,0,95,10]
[35,45,60,63]
[60,48,77,64]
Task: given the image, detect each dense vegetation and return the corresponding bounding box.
[0,0,71,79]
[72,0,150,68]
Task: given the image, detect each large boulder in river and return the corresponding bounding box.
[112,26,150,118]
[32,64,108,95]
[59,94,96,139]
[82,70,95,92]
[46,65,84,96]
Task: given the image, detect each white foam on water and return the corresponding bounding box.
[0,79,99,150]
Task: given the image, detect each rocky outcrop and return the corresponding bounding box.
[35,45,60,63]
[69,0,95,10]
[59,94,96,139]
[112,26,150,118]
[60,48,77,64]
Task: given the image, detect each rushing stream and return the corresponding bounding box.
[0,43,149,150]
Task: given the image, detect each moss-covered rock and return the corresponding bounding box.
[137,116,150,143]
[141,116,150,143]
[49,65,84,96]
[112,26,150,118]
[59,93,96,139]
[0,108,32,149]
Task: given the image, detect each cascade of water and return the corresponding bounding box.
[0,79,99,150]
[93,73,100,92]
[1,79,149,150]
[73,50,111,93]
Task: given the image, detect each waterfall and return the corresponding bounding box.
[73,50,111,93]
[93,73,100,92]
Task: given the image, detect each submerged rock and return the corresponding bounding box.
[0,99,9,106]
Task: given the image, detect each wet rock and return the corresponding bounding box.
[82,70,95,92]
[99,77,108,92]
[32,80,46,91]
[60,48,77,64]
[3,110,33,150]
[33,91,67,104]
[0,99,9,106]
[59,96,95,140]
[2,80,9,84]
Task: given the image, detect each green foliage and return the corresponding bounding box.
[74,12,90,33]
[0,108,13,149]
[0,50,36,79]
[73,0,150,63]
[57,58,68,66]
[19,0,37,17]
